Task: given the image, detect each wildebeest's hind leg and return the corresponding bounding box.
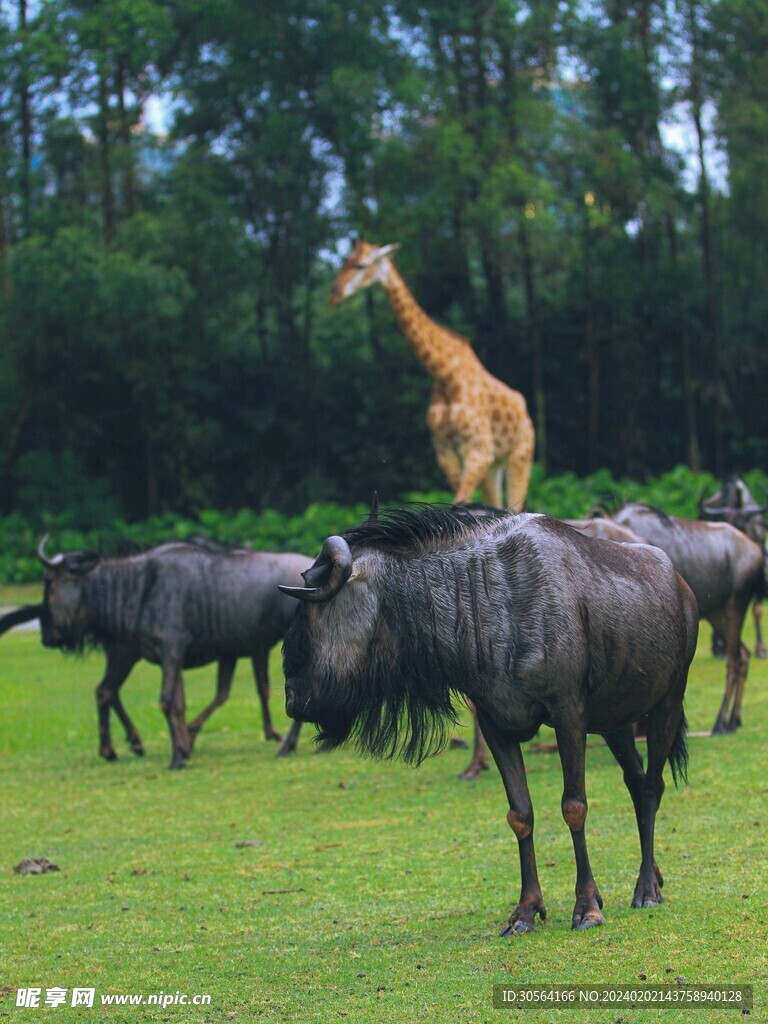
[753,600,766,658]
[554,717,605,929]
[726,642,750,732]
[478,715,546,935]
[457,705,491,780]
[709,603,750,733]
[603,726,664,896]
[251,648,283,742]
[627,694,686,909]
[159,659,191,770]
[187,657,237,748]
[96,648,139,761]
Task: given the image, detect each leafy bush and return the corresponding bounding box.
[2,465,765,584]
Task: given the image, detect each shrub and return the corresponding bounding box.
[2,466,765,585]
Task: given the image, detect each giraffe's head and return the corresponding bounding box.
[329,239,400,305]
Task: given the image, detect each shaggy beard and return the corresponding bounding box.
[314,668,458,766]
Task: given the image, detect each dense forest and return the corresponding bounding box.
[1,0,766,526]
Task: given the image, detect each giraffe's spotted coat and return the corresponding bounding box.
[330,239,535,510]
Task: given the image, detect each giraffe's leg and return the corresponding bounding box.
[427,396,464,493]
[505,421,535,511]
[480,467,504,509]
[453,441,495,505]
[432,436,463,493]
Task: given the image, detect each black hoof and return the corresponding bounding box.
[572,914,604,930]
[449,736,469,750]
[501,919,535,936]
[632,896,662,908]
[276,744,295,758]
[100,749,118,761]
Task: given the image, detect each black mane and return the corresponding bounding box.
[342,503,510,556]
[628,503,674,526]
[73,534,247,563]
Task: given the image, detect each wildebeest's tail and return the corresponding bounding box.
[669,707,689,788]
[0,603,42,637]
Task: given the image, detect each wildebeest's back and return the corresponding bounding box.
[133,547,311,666]
[484,516,698,734]
[612,506,763,616]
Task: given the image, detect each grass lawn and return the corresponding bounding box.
[0,605,766,1023]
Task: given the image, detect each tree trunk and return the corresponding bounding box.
[519,217,545,472]
[584,208,599,472]
[0,125,8,288]
[692,75,720,475]
[116,60,135,218]
[665,212,701,471]
[18,0,31,236]
[97,52,115,244]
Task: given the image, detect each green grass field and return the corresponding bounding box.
[1,608,766,1022]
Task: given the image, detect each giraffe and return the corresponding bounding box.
[329,239,535,512]
[330,239,536,779]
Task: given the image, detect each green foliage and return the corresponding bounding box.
[2,0,768,532]
[3,466,762,584]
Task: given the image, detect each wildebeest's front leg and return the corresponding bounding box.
[479,715,546,934]
[187,657,237,748]
[159,658,191,770]
[276,720,302,757]
[95,647,140,760]
[251,648,283,742]
[554,717,604,930]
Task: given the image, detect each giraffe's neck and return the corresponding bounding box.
[381,263,464,381]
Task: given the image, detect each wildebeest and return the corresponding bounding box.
[280,504,697,934]
[32,536,311,768]
[699,474,768,657]
[597,503,765,734]
[561,518,643,544]
[455,512,645,781]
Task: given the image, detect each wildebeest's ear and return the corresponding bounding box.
[279,536,352,603]
[302,557,333,589]
[63,551,100,575]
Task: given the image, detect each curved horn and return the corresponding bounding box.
[278,535,353,603]
[699,504,730,518]
[37,534,64,568]
[701,502,768,519]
